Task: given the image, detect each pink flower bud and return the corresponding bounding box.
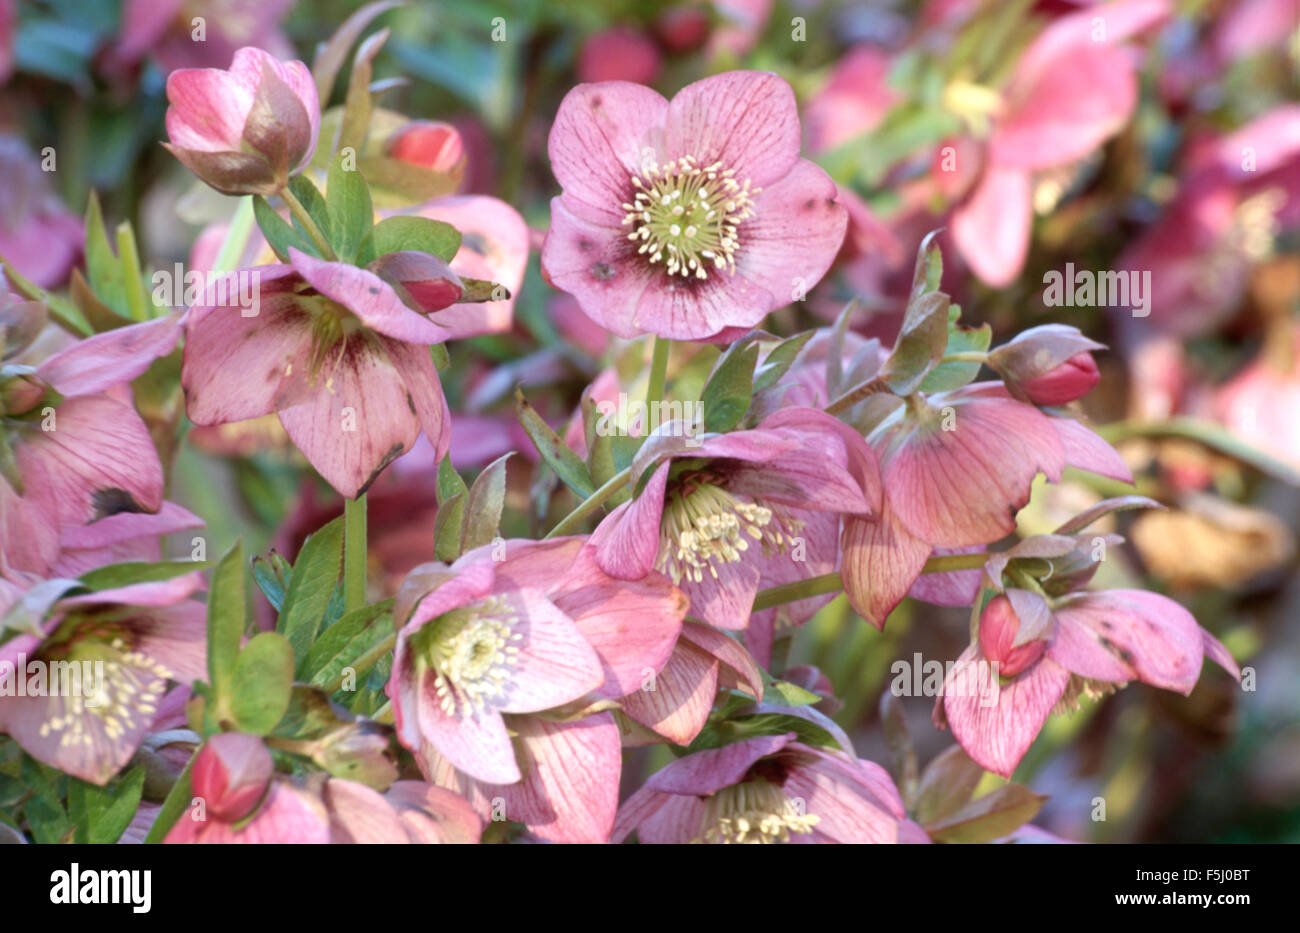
[577,28,662,85]
[164,47,320,196]
[655,6,711,53]
[1019,352,1100,406]
[387,121,465,174]
[978,595,1045,678]
[0,370,46,415]
[192,733,274,822]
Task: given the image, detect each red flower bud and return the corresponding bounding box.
[655,6,711,53]
[1019,352,1100,406]
[978,594,1046,678]
[387,121,465,174]
[192,733,273,822]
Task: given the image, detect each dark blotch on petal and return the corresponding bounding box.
[92,488,146,520]
[590,262,615,282]
[357,441,408,496]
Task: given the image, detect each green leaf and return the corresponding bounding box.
[278,516,344,664]
[920,306,992,393]
[207,542,247,701]
[66,766,145,844]
[914,745,985,826]
[78,560,208,592]
[462,454,511,551]
[251,552,291,613]
[83,192,129,318]
[312,0,402,104]
[764,679,821,706]
[229,632,295,734]
[702,339,759,433]
[880,290,950,396]
[515,387,594,499]
[326,151,374,265]
[253,194,316,261]
[366,215,462,262]
[300,600,394,688]
[925,783,1045,844]
[753,330,815,393]
[433,491,467,562]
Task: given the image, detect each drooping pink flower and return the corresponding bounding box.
[591,407,879,631]
[0,573,207,784]
[1213,325,1300,472]
[577,28,662,85]
[164,47,320,195]
[181,250,460,498]
[612,732,920,844]
[941,587,1239,777]
[842,383,1133,628]
[0,137,84,289]
[389,538,686,842]
[950,0,1170,285]
[805,45,899,153]
[111,0,295,76]
[542,71,848,341]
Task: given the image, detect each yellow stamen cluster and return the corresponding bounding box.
[622,155,757,280]
[419,597,522,717]
[656,481,794,585]
[36,633,171,750]
[690,778,820,844]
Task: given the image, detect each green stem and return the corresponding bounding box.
[212,196,256,274]
[646,336,670,411]
[544,466,632,539]
[143,753,194,844]
[344,494,368,613]
[280,185,337,261]
[750,552,990,612]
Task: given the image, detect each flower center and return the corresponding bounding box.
[690,777,820,844]
[35,626,173,750]
[622,156,758,280]
[417,597,521,717]
[656,480,795,585]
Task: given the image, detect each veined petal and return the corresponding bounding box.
[496,591,605,714]
[841,504,932,630]
[38,313,182,398]
[289,249,449,346]
[619,640,719,744]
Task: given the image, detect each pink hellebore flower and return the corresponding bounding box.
[542,71,848,341]
[0,573,207,784]
[164,47,320,195]
[113,0,295,76]
[592,407,879,631]
[0,137,84,289]
[942,587,1239,777]
[612,733,920,844]
[390,538,687,843]
[2,304,183,578]
[577,28,663,85]
[950,0,1170,285]
[182,249,460,498]
[1213,325,1300,472]
[842,383,1133,628]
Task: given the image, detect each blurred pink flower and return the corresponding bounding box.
[113,0,295,76]
[386,121,466,175]
[805,45,899,153]
[1213,325,1300,472]
[578,28,662,85]
[542,71,847,341]
[0,137,84,289]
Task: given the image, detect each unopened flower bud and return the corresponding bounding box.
[0,369,46,415]
[387,121,465,174]
[987,324,1105,407]
[164,47,320,196]
[192,733,274,822]
[1019,352,1100,406]
[978,594,1047,678]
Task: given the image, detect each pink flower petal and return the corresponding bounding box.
[620,640,719,744]
[1054,416,1134,482]
[592,461,670,580]
[37,313,182,398]
[664,71,800,187]
[495,591,605,714]
[647,733,796,795]
[951,165,1032,287]
[841,503,933,629]
[943,647,1071,778]
[165,63,256,152]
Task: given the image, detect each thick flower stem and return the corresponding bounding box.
[646,335,671,410]
[280,185,338,262]
[344,494,368,613]
[544,466,632,539]
[750,552,990,612]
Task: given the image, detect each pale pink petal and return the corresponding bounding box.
[734,159,848,302]
[951,166,1032,287]
[646,733,796,795]
[323,780,410,843]
[909,546,984,607]
[632,267,776,341]
[592,461,670,580]
[943,647,1071,778]
[289,249,449,345]
[782,757,899,843]
[620,640,718,744]
[548,81,669,226]
[37,313,182,398]
[664,71,800,187]
[165,64,256,152]
[417,680,520,784]
[381,336,450,464]
[841,504,933,630]
[495,591,605,714]
[1054,417,1134,482]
